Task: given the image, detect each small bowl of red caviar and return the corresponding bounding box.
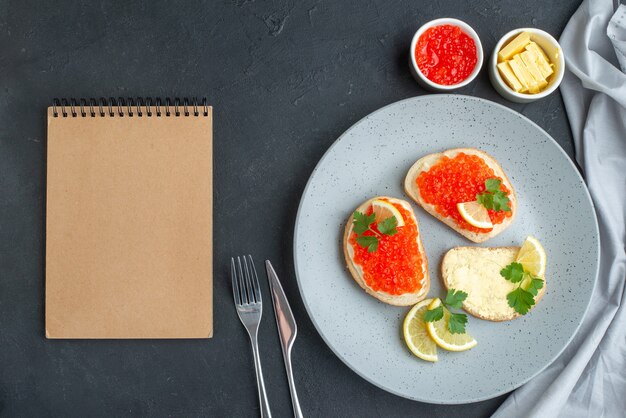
[409,18,483,91]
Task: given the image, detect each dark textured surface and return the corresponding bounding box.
[0,0,580,416]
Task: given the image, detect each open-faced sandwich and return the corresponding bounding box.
[343,197,429,306]
[404,148,517,243]
[441,236,547,321]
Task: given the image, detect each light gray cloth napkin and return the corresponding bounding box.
[493,1,626,417]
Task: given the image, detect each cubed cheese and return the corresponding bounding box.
[498,32,531,62]
[525,42,554,79]
[511,55,541,93]
[497,61,524,92]
[520,51,549,90]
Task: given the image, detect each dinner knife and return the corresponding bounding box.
[265,260,303,418]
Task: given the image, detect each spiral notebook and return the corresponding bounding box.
[46,98,213,339]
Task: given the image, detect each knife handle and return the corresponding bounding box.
[283,350,303,418]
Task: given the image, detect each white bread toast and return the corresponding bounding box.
[404,148,517,243]
[343,197,430,306]
[441,246,546,321]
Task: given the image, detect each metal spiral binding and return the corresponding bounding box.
[52,97,209,118]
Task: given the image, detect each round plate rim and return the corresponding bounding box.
[292,94,600,404]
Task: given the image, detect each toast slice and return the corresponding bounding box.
[441,246,546,321]
[404,148,517,243]
[343,197,430,306]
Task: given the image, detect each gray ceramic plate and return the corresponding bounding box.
[293,95,599,404]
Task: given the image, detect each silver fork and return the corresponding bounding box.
[231,255,272,418]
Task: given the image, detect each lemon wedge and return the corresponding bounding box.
[425,299,477,352]
[516,235,547,277]
[403,299,438,362]
[372,199,405,227]
[457,201,493,229]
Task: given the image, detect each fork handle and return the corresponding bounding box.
[250,337,272,418]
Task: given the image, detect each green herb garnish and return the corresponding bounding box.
[448,312,469,334]
[500,262,544,315]
[377,216,398,236]
[476,178,511,212]
[424,289,470,334]
[352,211,398,253]
[356,235,378,253]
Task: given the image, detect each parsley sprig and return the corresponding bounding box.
[424,289,469,334]
[500,262,544,315]
[352,211,398,252]
[476,178,511,212]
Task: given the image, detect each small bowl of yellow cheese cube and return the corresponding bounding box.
[489,28,564,103]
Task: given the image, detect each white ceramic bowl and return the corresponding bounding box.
[409,18,483,91]
[489,28,565,103]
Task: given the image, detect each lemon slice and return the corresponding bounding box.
[372,199,405,227]
[457,201,493,229]
[516,235,547,277]
[403,299,438,362]
[426,299,477,352]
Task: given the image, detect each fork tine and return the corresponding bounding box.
[231,257,242,305]
[242,256,256,304]
[247,255,262,303]
[237,256,249,304]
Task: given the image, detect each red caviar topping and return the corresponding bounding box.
[416,153,512,233]
[349,200,424,295]
[415,24,478,86]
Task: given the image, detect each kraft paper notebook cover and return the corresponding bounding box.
[46,98,213,339]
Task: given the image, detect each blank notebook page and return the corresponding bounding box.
[45,103,213,339]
